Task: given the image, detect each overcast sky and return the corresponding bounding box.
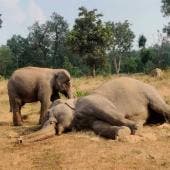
[0,0,168,48]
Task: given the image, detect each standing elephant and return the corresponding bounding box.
[18,77,170,143]
[8,66,72,126]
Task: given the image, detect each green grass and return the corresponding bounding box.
[74,90,89,97]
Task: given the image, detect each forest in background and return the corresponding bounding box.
[0,0,170,77]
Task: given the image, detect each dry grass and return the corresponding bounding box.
[0,71,170,170]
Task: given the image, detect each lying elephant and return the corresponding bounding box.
[8,66,72,126]
[19,77,170,143]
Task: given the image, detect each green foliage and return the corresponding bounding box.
[161,1,170,38]
[27,22,51,67]
[138,35,147,48]
[0,46,13,76]
[0,14,2,28]
[0,75,5,81]
[140,48,153,64]
[1,7,170,77]
[7,35,30,69]
[108,20,135,74]
[63,56,72,69]
[121,56,138,73]
[163,22,170,37]
[161,0,170,16]
[96,58,112,75]
[74,90,89,97]
[47,12,69,68]
[154,42,170,69]
[7,13,69,71]
[67,6,113,76]
[144,60,155,73]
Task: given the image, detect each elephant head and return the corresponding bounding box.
[52,69,73,100]
[18,99,76,144]
[45,99,76,135]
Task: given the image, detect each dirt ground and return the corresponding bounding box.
[0,71,170,170]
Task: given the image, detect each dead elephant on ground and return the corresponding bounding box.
[19,77,170,143]
[8,66,73,126]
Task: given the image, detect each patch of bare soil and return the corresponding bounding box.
[0,118,170,170]
[0,72,170,170]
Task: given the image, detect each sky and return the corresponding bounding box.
[0,0,168,48]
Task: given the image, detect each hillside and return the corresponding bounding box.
[0,71,170,170]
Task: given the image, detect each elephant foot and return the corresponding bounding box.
[92,121,132,140]
[13,116,23,125]
[116,126,131,139]
[127,123,138,135]
[13,121,23,126]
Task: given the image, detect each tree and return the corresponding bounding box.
[67,7,113,76]
[28,22,51,67]
[27,14,69,68]
[7,35,29,69]
[152,42,170,69]
[161,0,170,38]
[109,20,135,74]
[47,12,69,68]
[138,35,147,49]
[163,22,170,37]
[0,14,2,28]
[161,0,170,16]
[0,46,12,76]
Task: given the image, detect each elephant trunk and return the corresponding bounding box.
[18,124,56,144]
[67,89,73,99]
[62,89,73,99]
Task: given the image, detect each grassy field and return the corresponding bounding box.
[0,71,170,170]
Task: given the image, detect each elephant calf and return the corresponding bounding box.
[19,77,170,143]
[8,66,72,126]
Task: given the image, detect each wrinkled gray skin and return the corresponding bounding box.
[19,77,170,143]
[8,66,72,126]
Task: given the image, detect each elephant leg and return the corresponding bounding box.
[50,92,60,102]
[13,98,23,126]
[39,98,51,125]
[148,92,170,122]
[8,95,13,112]
[117,118,137,135]
[78,95,137,134]
[92,120,131,140]
[38,86,52,125]
[101,113,137,135]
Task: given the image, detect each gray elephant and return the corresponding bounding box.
[8,66,72,126]
[18,77,170,143]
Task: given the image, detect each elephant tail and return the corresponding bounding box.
[8,96,13,112]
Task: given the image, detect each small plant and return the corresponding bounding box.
[0,75,5,81]
[74,90,89,97]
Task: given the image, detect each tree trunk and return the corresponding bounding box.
[114,57,118,74]
[92,64,96,77]
[117,56,121,74]
[113,55,121,75]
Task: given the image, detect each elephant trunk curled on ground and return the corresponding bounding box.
[18,77,170,143]
[8,66,73,126]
